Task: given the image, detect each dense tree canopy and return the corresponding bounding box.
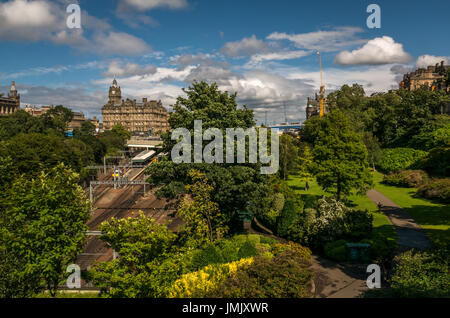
[146,81,271,225]
[311,110,372,200]
[0,164,91,297]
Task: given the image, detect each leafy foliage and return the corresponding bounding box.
[378,148,428,173]
[388,249,450,298]
[89,213,181,298]
[177,170,227,247]
[146,82,270,225]
[416,178,450,203]
[0,164,91,297]
[279,134,299,180]
[207,243,313,298]
[311,110,373,200]
[383,170,428,188]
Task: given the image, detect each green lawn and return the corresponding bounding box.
[35,290,100,298]
[372,172,449,247]
[286,176,397,249]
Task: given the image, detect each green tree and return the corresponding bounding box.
[2,133,92,176]
[146,81,270,225]
[0,164,91,297]
[297,143,313,182]
[41,105,74,134]
[177,170,227,247]
[111,124,131,140]
[0,110,44,141]
[311,110,372,200]
[362,132,383,171]
[89,213,181,298]
[279,134,299,180]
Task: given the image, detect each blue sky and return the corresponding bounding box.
[0,0,449,123]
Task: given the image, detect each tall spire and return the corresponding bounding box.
[112,78,118,87]
[10,81,17,92]
[9,81,18,99]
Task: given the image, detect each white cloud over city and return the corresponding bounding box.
[334,36,413,66]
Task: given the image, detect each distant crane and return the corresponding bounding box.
[317,52,325,117]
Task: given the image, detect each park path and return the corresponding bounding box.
[366,189,431,252]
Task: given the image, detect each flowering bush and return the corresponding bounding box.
[169,258,254,298]
[307,198,373,248]
[207,242,313,298]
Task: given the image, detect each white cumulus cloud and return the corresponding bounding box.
[334,36,413,66]
[221,35,270,57]
[103,61,157,77]
[416,54,449,68]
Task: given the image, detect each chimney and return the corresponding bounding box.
[143,98,147,103]
[441,61,445,67]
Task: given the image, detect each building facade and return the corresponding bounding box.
[400,61,450,92]
[101,79,170,134]
[306,93,329,119]
[24,105,100,130]
[0,81,20,115]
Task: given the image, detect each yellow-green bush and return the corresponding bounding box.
[169,258,254,298]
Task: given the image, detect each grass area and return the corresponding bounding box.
[35,291,100,298]
[286,176,397,249]
[35,290,99,298]
[373,171,449,247]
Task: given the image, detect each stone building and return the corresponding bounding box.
[23,104,54,116]
[400,61,450,92]
[306,93,329,119]
[0,81,20,115]
[69,112,100,130]
[101,79,170,134]
[24,104,100,130]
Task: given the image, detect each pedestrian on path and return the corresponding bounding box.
[377,201,382,211]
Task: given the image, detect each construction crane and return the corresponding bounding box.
[317,52,325,117]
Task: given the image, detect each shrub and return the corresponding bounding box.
[324,240,348,262]
[191,244,224,270]
[276,201,298,237]
[378,148,428,173]
[207,243,313,298]
[383,170,428,188]
[272,193,285,213]
[169,258,254,298]
[417,178,450,203]
[259,236,278,245]
[388,249,450,298]
[360,237,394,262]
[418,146,450,177]
[308,198,372,248]
[237,240,258,259]
[216,240,239,263]
[271,242,312,261]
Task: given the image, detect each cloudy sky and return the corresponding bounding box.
[0,0,449,124]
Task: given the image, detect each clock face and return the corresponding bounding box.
[112,90,116,95]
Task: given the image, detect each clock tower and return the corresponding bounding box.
[108,78,122,105]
